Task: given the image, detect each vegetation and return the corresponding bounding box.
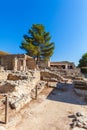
[78,53,87,73]
[20,24,55,63]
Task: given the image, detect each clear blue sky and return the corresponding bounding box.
[0,0,87,65]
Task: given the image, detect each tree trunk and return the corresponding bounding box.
[36,56,39,69]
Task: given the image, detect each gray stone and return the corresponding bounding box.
[76,112,83,117]
[70,112,87,130]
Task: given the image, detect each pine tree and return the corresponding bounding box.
[20,24,55,63]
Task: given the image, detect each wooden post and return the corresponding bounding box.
[47,82,49,87]
[5,95,9,124]
[35,85,37,100]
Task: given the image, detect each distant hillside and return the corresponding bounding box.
[0,51,10,55]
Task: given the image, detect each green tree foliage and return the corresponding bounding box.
[78,53,87,73]
[20,24,55,62]
[78,53,87,67]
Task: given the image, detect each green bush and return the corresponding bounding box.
[81,68,87,73]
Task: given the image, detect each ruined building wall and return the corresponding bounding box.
[0,54,25,70]
[26,58,36,69]
[0,54,57,70]
[38,60,50,68]
[0,55,14,70]
[0,54,37,71]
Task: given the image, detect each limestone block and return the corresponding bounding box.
[7,73,28,80]
[0,70,42,111]
[74,80,87,90]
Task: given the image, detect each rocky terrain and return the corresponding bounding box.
[0,68,87,130]
[0,70,46,111]
[1,79,87,130]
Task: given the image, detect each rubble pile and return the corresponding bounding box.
[0,70,46,111]
[50,68,83,80]
[70,112,87,130]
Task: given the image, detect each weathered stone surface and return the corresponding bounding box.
[0,70,47,111]
[0,71,8,81]
[7,73,28,80]
[0,54,36,71]
[40,70,68,83]
[74,79,87,97]
[31,81,47,98]
[47,82,58,88]
[0,65,4,71]
[0,82,15,93]
[50,68,83,80]
[70,112,87,130]
[74,80,87,89]
[74,77,84,80]
[0,70,41,111]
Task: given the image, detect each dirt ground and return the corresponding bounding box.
[6,83,87,130]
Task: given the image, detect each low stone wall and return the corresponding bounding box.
[73,79,87,97]
[26,58,36,69]
[50,68,83,79]
[40,70,68,83]
[0,70,47,111]
[7,73,28,80]
[74,80,87,90]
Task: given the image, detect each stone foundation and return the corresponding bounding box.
[0,70,47,111]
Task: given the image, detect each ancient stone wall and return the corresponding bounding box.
[50,61,75,69]
[50,68,82,79]
[0,70,43,111]
[38,60,50,68]
[26,58,36,69]
[0,54,25,70]
[0,54,36,71]
[40,70,67,82]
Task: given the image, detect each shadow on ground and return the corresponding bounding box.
[47,83,87,105]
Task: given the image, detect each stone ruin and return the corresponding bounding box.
[70,112,87,130]
[0,54,36,71]
[0,70,46,111]
[0,53,85,111]
[0,54,47,111]
[73,78,87,101]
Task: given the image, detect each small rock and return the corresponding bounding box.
[76,122,83,128]
[76,112,83,117]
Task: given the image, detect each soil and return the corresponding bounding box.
[5,83,87,130]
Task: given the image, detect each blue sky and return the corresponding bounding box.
[0,0,87,65]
